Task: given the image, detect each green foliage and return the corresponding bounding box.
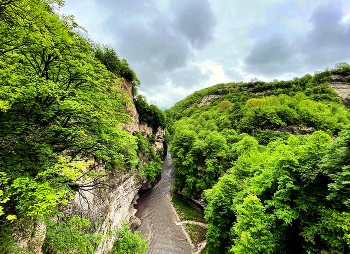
[167,66,350,203]
[170,121,256,198]
[133,132,163,182]
[218,100,233,112]
[230,195,275,254]
[42,215,103,254]
[166,66,347,123]
[238,94,349,134]
[147,134,157,143]
[166,63,350,253]
[109,223,148,254]
[335,62,350,70]
[0,2,161,253]
[171,193,205,223]
[134,95,166,128]
[204,174,242,253]
[156,148,165,159]
[184,223,207,245]
[204,131,350,253]
[142,161,162,182]
[319,125,350,208]
[94,45,140,97]
[254,129,291,145]
[0,223,25,253]
[134,132,149,153]
[0,172,16,220]
[0,0,141,222]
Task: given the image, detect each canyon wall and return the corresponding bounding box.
[61,164,149,254]
[14,79,165,254]
[120,79,165,150]
[64,79,165,253]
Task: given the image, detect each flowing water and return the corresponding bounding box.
[135,154,192,254]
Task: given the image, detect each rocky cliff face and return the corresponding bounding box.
[14,79,165,254]
[63,79,166,253]
[330,73,350,106]
[61,164,149,254]
[119,79,165,150]
[197,94,222,108]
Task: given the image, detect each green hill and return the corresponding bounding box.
[166,64,350,253]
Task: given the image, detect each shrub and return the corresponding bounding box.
[109,223,148,254]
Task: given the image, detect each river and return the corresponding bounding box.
[135,154,192,254]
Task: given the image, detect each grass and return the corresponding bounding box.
[184,223,207,245]
[202,244,209,254]
[171,193,205,223]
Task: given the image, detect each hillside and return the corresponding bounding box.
[166,64,350,253]
[0,1,165,253]
[2,1,350,254]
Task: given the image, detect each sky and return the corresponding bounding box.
[62,0,350,109]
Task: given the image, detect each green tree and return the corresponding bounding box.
[134,95,166,128]
[43,215,103,254]
[0,0,137,223]
[320,125,350,208]
[109,223,148,254]
[230,195,275,254]
[94,45,140,96]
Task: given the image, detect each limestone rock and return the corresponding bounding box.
[330,74,350,105]
[197,94,222,108]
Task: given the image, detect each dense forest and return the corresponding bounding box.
[166,64,350,253]
[0,0,164,253]
[2,1,350,254]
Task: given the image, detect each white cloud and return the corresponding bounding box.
[341,14,350,24]
[200,61,231,87]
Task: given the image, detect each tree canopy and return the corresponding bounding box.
[167,63,350,253]
[0,1,158,253]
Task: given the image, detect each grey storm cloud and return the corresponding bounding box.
[63,0,350,108]
[171,0,217,49]
[244,1,350,77]
[97,0,217,91]
[116,20,191,71]
[300,2,350,68]
[244,35,299,76]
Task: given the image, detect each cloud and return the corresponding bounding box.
[300,2,350,68]
[62,0,350,108]
[99,0,217,66]
[200,61,231,86]
[224,67,244,82]
[243,1,350,77]
[169,64,211,89]
[143,81,198,109]
[89,0,218,107]
[244,34,300,76]
[115,19,191,71]
[171,0,217,49]
[248,1,299,40]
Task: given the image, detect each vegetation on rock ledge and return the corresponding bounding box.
[0,0,162,253]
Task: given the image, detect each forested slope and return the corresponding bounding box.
[166,64,350,253]
[0,1,164,253]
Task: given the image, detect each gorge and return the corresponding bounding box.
[1,1,350,254]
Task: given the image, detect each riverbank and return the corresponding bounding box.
[171,193,208,254]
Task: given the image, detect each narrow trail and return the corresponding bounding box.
[134,154,192,254]
[175,221,208,228]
